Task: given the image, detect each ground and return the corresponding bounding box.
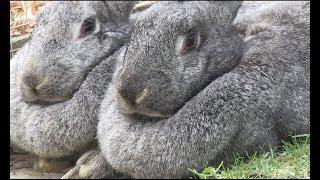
[189,134,310,179]
[10,153,67,179]
[10,134,309,179]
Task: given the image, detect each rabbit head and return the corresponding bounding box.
[113,1,243,118]
[16,1,134,104]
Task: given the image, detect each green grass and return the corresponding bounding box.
[188,134,310,179]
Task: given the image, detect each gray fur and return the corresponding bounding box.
[10,1,135,159]
[97,1,310,178]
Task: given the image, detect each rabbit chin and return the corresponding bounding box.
[22,95,71,105]
[20,87,71,105]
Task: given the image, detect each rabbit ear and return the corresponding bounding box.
[104,1,136,21]
[211,1,242,21]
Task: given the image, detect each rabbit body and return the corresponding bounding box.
[10,1,135,160]
[97,1,309,178]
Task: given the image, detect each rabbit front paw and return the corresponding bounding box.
[61,150,116,179]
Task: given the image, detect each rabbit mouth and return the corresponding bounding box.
[120,106,167,118]
[136,107,167,118]
[115,91,166,118]
[19,82,71,105]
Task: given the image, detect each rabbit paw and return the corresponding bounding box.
[61,150,114,179]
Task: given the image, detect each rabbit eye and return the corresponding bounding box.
[78,18,96,38]
[181,30,200,54]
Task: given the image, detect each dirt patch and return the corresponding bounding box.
[10,153,70,179]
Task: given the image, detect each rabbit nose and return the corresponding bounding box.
[135,88,149,105]
[22,74,39,90]
[116,67,148,106]
[20,74,47,96]
[116,83,149,106]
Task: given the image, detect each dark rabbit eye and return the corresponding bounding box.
[78,18,96,38]
[181,29,200,54]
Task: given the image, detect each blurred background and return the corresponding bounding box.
[10,1,44,58]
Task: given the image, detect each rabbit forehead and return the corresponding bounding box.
[128,2,213,59]
[131,2,215,43]
[34,2,102,43]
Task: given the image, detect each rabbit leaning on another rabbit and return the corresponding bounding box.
[95,1,309,178]
[10,1,135,172]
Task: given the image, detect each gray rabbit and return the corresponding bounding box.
[10,1,135,172]
[95,1,309,179]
